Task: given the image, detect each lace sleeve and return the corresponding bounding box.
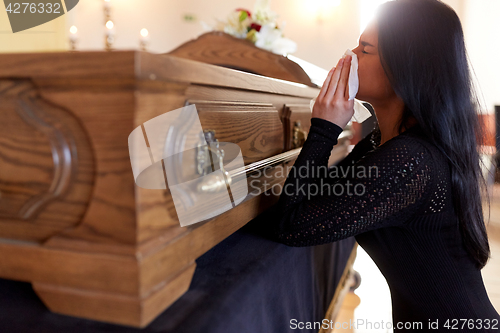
[271,118,433,247]
[332,127,378,174]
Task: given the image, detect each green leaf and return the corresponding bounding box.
[239,11,248,22]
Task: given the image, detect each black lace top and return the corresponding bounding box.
[273,118,434,246]
[269,117,500,329]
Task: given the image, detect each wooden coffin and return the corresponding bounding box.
[0,50,353,327]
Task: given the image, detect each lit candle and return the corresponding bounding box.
[69,25,78,50]
[106,20,114,30]
[106,20,115,38]
[69,25,77,40]
[105,20,115,50]
[103,0,113,50]
[140,28,149,51]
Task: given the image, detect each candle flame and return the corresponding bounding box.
[106,20,114,29]
[140,28,148,37]
[70,25,77,34]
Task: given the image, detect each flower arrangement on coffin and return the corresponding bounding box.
[201,0,297,56]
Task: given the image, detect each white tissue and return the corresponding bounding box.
[343,49,358,101]
[352,100,373,123]
[309,49,372,124]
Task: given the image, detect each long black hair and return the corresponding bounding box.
[375,0,491,269]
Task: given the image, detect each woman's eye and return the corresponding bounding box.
[362,50,368,54]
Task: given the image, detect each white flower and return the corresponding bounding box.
[255,23,280,51]
[217,11,251,39]
[253,0,278,25]
[270,36,297,55]
[255,22,297,55]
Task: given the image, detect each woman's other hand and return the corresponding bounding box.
[312,56,355,129]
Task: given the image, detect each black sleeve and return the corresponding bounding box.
[326,126,378,181]
[270,117,434,246]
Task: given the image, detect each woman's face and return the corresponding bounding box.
[352,20,396,105]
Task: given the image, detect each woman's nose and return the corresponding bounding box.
[352,46,361,56]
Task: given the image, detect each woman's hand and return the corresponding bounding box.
[312,56,355,129]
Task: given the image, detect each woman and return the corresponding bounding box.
[269,0,500,330]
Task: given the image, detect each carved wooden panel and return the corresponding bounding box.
[0,79,94,242]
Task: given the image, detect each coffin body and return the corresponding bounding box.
[0,49,354,327]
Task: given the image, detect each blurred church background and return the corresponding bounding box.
[0,0,498,116]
